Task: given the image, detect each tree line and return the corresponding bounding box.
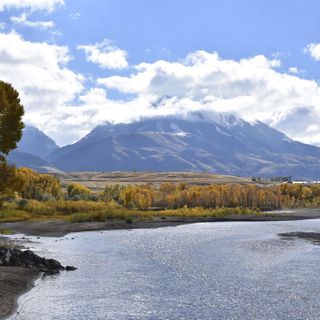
[3,170,320,211]
[101,182,320,210]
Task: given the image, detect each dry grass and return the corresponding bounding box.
[53,171,265,193]
[0,200,260,223]
[68,206,260,223]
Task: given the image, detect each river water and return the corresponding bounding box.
[9,219,320,320]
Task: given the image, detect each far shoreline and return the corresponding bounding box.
[1,208,320,237]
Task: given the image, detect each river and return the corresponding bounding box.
[9,219,320,319]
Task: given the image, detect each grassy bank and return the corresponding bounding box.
[0,200,261,224]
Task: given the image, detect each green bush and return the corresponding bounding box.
[67,183,91,199]
[125,217,133,224]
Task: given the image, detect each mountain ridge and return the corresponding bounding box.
[17,126,59,158]
[8,126,60,172]
[46,115,320,179]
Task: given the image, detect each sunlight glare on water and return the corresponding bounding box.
[10,220,320,320]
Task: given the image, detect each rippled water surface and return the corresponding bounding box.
[9,220,320,320]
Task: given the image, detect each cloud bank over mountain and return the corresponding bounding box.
[97,51,320,146]
[0,1,319,146]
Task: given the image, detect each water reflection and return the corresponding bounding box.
[9,219,320,320]
[279,232,320,245]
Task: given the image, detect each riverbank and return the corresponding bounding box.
[1,208,320,319]
[0,237,40,320]
[7,218,320,320]
[0,237,74,320]
[1,209,320,237]
[0,266,39,320]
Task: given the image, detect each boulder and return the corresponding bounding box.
[0,248,76,274]
[65,266,77,271]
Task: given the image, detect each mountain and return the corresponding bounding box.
[17,126,59,158]
[7,150,60,173]
[47,114,320,179]
[7,126,60,172]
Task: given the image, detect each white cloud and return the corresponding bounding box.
[78,39,128,70]
[0,22,5,30]
[288,67,299,74]
[0,32,83,145]
[304,43,320,61]
[11,13,54,29]
[97,51,320,145]
[1,35,320,147]
[49,29,62,37]
[0,0,64,12]
[69,12,81,20]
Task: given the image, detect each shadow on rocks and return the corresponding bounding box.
[0,248,77,274]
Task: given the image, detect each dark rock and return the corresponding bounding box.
[65,266,77,271]
[47,258,63,270]
[0,248,71,274]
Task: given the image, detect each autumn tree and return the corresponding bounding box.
[0,161,20,207]
[67,183,91,199]
[104,181,320,211]
[15,168,62,200]
[102,184,124,203]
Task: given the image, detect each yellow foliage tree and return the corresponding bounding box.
[15,168,61,200]
[67,183,91,199]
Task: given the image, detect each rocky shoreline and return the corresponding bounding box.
[0,266,39,319]
[0,239,76,319]
[0,247,76,274]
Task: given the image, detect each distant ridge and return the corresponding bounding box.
[8,126,60,173]
[17,126,59,158]
[7,150,60,173]
[45,114,320,179]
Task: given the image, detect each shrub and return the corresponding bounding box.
[67,183,91,199]
[16,198,28,209]
[39,194,56,202]
[50,200,105,214]
[125,217,133,224]
[23,200,56,215]
[88,194,99,202]
[102,184,124,202]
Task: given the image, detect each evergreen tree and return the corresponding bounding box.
[0,81,24,207]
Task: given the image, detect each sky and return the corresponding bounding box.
[0,0,319,146]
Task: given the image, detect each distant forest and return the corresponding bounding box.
[2,166,320,211]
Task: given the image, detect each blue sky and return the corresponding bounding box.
[5,0,319,77]
[0,0,319,145]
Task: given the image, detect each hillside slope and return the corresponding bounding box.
[17,126,59,158]
[48,115,320,179]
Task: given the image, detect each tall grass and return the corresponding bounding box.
[68,206,260,223]
[0,209,32,222]
[0,200,260,223]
